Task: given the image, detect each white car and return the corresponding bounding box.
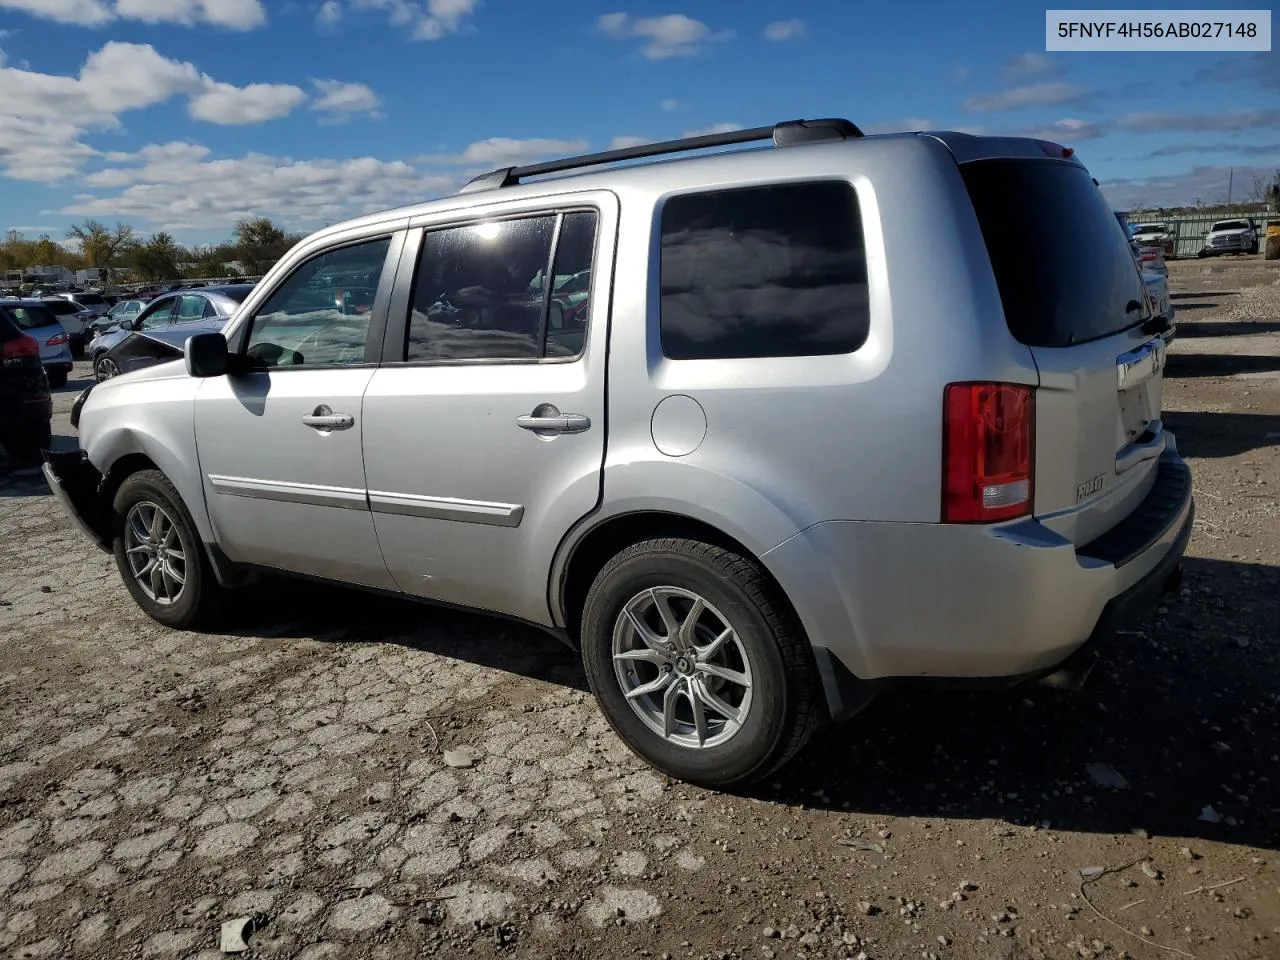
[1200,219,1258,257]
[1131,222,1174,255]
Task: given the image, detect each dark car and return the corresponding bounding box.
[0,308,53,468]
[93,319,227,383]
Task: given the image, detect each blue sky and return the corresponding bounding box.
[0,0,1276,246]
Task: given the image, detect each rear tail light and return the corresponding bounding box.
[47,332,68,346]
[942,383,1035,523]
[2,334,40,361]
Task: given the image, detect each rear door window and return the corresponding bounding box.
[659,181,870,360]
[962,159,1147,347]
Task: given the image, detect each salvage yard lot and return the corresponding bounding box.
[1,258,1277,960]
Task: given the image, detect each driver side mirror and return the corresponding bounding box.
[185,332,229,378]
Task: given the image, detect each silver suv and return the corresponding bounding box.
[45,119,1193,787]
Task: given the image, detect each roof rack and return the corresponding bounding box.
[459,117,863,194]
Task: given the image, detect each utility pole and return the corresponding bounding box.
[1228,167,1234,205]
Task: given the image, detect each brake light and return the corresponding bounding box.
[47,332,68,346]
[942,383,1034,523]
[2,334,40,361]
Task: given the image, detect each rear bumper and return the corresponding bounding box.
[765,447,1193,708]
[42,450,110,550]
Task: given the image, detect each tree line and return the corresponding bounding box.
[0,218,305,284]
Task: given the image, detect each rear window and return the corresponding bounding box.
[659,181,870,360]
[78,293,106,305]
[222,287,253,303]
[963,159,1146,347]
[3,305,57,330]
[43,300,77,316]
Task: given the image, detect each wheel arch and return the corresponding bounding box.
[553,505,876,723]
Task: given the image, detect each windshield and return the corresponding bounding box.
[1212,220,1250,231]
[963,159,1147,347]
[3,305,58,330]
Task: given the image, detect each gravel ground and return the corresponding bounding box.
[1,257,1277,960]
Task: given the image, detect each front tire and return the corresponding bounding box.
[111,470,224,629]
[580,538,821,788]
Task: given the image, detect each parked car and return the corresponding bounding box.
[0,307,53,467]
[1200,219,1259,257]
[40,297,93,357]
[55,290,112,320]
[88,285,254,380]
[92,319,228,382]
[0,299,74,388]
[1130,222,1174,255]
[91,298,147,336]
[45,120,1192,787]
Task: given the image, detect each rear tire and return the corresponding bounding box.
[111,469,224,629]
[580,538,821,788]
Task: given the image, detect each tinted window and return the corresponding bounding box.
[3,305,57,330]
[222,287,253,303]
[407,212,597,362]
[245,237,390,368]
[659,181,870,360]
[78,294,106,305]
[43,300,77,316]
[1213,220,1250,231]
[203,300,221,319]
[963,160,1147,347]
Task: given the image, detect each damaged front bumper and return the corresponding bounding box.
[42,450,110,551]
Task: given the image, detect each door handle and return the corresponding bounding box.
[302,405,355,431]
[516,404,591,436]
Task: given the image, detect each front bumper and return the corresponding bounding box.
[42,450,110,550]
[765,448,1194,699]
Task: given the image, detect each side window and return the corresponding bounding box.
[659,181,870,360]
[405,210,598,362]
[137,297,178,330]
[202,299,221,319]
[177,295,207,321]
[244,237,391,368]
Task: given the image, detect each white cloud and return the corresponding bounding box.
[952,65,971,84]
[599,11,733,59]
[864,117,932,134]
[609,135,652,149]
[311,79,382,121]
[660,98,680,111]
[61,145,458,232]
[1011,117,1107,141]
[681,122,742,137]
[316,0,341,25]
[421,136,589,168]
[0,0,113,26]
[0,42,308,181]
[963,82,1095,111]
[1116,109,1280,133]
[1099,163,1276,209]
[352,0,479,40]
[1003,52,1062,77]
[763,19,804,41]
[189,81,307,125]
[0,0,266,28]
